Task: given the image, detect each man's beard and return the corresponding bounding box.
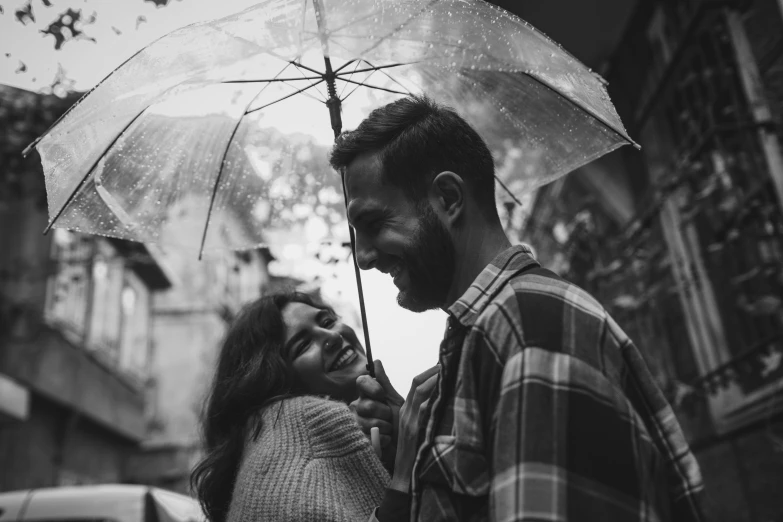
[396,205,456,312]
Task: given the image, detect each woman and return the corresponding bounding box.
[191,291,389,522]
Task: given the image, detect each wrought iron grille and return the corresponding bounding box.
[654,10,783,394]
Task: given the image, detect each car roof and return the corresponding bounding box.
[0,485,203,522]
[0,490,30,522]
[1,484,147,522]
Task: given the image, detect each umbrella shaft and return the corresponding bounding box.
[313,0,371,377]
[327,97,342,138]
[322,56,342,136]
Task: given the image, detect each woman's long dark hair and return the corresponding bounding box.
[190,291,331,522]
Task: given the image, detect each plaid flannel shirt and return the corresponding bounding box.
[407,245,705,522]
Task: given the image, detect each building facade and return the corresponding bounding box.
[125,246,270,494]
[519,1,783,520]
[0,83,274,495]
[0,85,172,489]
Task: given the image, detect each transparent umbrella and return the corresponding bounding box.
[25,0,637,373]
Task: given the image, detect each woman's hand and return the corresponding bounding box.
[389,365,440,493]
[351,361,405,465]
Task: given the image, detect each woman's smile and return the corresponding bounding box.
[328,346,359,372]
[282,301,368,402]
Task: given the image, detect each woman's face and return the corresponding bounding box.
[281,301,368,403]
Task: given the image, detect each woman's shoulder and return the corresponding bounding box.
[268,395,368,457]
[253,395,355,436]
[231,395,388,522]
[254,395,346,423]
[278,394,351,414]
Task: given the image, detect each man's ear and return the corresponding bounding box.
[430,171,464,224]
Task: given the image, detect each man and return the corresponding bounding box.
[332,95,705,521]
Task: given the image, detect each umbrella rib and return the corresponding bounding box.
[338,60,363,98]
[248,59,325,108]
[349,0,439,56]
[334,62,410,76]
[198,85,273,259]
[337,77,410,96]
[43,108,149,234]
[325,33,474,59]
[358,59,416,95]
[245,78,325,115]
[522,72,637,147]
[495,175,524,207]
[332,59,359,75]
[315,11,379,38]
[290,60,324,76]
[285,80,328,103]
[297,0,436,61]
[340,67,381,101]
[22,30,174,157]
[220,75,325,83]
[290,55,328,101]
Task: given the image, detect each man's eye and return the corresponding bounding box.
[321,316,336,327]
[359,218,382,233]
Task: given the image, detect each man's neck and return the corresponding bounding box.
[443,224,512,310]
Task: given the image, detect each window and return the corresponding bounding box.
[119,270,151,380]
[44,231,154,385]
[87,241,124,360]
[45,230,93,343]
[636,8,783,432]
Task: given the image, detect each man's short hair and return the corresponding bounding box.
[329,95,497,218]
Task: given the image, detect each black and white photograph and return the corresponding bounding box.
[1,0,782,520]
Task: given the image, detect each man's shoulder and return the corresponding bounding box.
[480,267,605,318]
[472,267,610,353]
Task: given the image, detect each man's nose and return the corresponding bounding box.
[354,232,377,270]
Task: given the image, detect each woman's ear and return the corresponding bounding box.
[430,171,464,224]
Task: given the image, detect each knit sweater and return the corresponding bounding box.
[226,395,389,522]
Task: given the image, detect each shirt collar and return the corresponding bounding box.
[447,244,539,328]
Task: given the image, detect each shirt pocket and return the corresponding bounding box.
[417,435,490,497]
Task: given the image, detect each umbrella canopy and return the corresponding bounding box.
[27,0,636,257]
[26,0,637,375]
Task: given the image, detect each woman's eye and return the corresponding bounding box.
[321,316,336,327]
[295,340,311,357]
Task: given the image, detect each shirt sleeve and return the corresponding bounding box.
[485,328,668,521]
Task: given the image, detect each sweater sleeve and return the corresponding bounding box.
[228,396,389,522]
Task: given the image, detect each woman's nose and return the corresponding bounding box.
[322,330,342,353]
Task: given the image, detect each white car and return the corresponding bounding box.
[0,484,205,522]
